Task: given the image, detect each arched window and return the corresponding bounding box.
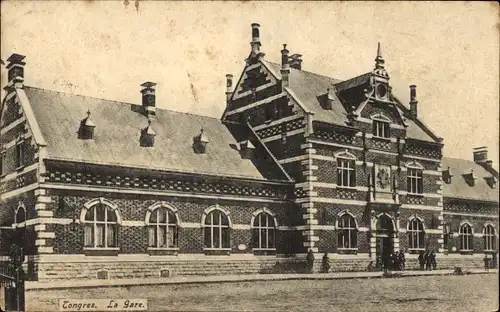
[148,207,178,248]
[83,202,119,248]
[337,214,357,249]
[204,209,230,249]
[408,218,425,250]
[252,212,276,249]
[484,224,496,252]
[15,205,26,224]
[459,223,473,251]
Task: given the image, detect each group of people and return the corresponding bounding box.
[380,250,406,272]
[418,250,437,270]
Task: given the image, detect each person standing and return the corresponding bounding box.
[484,255,490,272]
[424,251,431,271]
[430,251,437,270]
[399,249,406,271]
[321,252,331,273]
[418,251,425,270]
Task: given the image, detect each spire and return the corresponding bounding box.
[84,109,95,127]
[375,42,385,69]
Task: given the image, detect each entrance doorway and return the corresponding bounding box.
[375,214,394,269]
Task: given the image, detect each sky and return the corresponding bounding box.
[1,1,498,164]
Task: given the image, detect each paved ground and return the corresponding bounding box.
[26,271,498,312]
[25,268,497,290]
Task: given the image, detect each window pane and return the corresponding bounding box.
[168,211,177,225]
[221,213,229,226]
[158,226,166,247]
[212,211,220,225]
[107,208,117,222]
[96,205,106,221]
[268,229,275,248]
[150,210,158,223]
[222,228,230,248]
[350,230,357,248]
[85,208,94,221]
[158,209,167,223]
[252,229,259,248]
[168,226,177,247]
[213,227,220,248]
[84,225,93,247]
[148,226,156,247]
[260,229,267,248]
[95,224,105,247]
[107,224,116,247]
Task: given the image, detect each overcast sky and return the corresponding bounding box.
[1,1,498,164]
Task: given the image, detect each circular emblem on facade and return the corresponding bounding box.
[452,246,457,252]
[238,244,246,251]
[376,84,387,98]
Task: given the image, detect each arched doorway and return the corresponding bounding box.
[375,214,395,268]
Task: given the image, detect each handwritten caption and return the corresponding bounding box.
[59,299,147,311]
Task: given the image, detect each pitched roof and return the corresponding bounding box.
[263,61,436,142]
[442,157,499,202]
[23,87,286,181]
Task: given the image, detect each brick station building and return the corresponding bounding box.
[1,23,498,281]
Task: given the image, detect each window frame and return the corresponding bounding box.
[459,223,474,252]
[251,212,277,250]
[147,206,179,250]
[82,201,120,251]
[15,137,25,170]
[407,167,424,195]
[484,224,496,252]
[372,118,391,139]
[203,209,231,251]
[336,157,356,188]
[337,213,358,250]
[407,218,425,251]
[0,148,5,177]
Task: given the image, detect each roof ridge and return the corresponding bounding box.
[266,61,341,82]
[23,86,221,121]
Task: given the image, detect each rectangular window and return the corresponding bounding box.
[407,168,423,194]
[373,120,390,138]
[337,159,356,187]
[15,141,24,168]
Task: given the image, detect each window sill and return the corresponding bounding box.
[407,193,424,197]
[459,250,474,255]
[336,186,357,191]
[372,136,391,141]
[148,248,179,256]
[203,248,231,256]
[252,249,277,256]
[337,248,358,255]
[83,248,119,256]
[15,165,25,173]
[408,248,425,254]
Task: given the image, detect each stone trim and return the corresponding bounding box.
[261,128,306,143]
[443,212,498,219]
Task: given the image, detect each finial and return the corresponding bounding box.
[283,44,287,49]
[87,109,91,117]
[148,119,152,126]
[375,42,385,69]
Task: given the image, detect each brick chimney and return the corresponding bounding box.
[289,54,303,70]
[473,146,498,179]
[409,85,418,119]
[5,53,26,90]
[225,74,234,104]
[281,44,290,88]
[140,82,156,117]
[250,23,264,60]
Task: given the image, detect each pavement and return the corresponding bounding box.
[25,268,498,291]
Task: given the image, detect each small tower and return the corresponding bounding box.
[78,110,96,140]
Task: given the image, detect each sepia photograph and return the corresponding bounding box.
[0,1,498,311]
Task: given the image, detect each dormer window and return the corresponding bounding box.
[15,135,25,169]
[464,169,477,187]
[372,115,391,139]
[442,166,453,184]
[78,110,96,140]
[485,176,497,189]
[140,119,156,147]
[193,128,209,154]
[239,140,256,159]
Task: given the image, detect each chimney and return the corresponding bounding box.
[281,44,290,88]
[409,85,418,119]
[141,82,157,117]
[225,74,234,104]
[5,53,26,90]
[473,146,488,164]
[250,23,264,60]
[289,54,303,70]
